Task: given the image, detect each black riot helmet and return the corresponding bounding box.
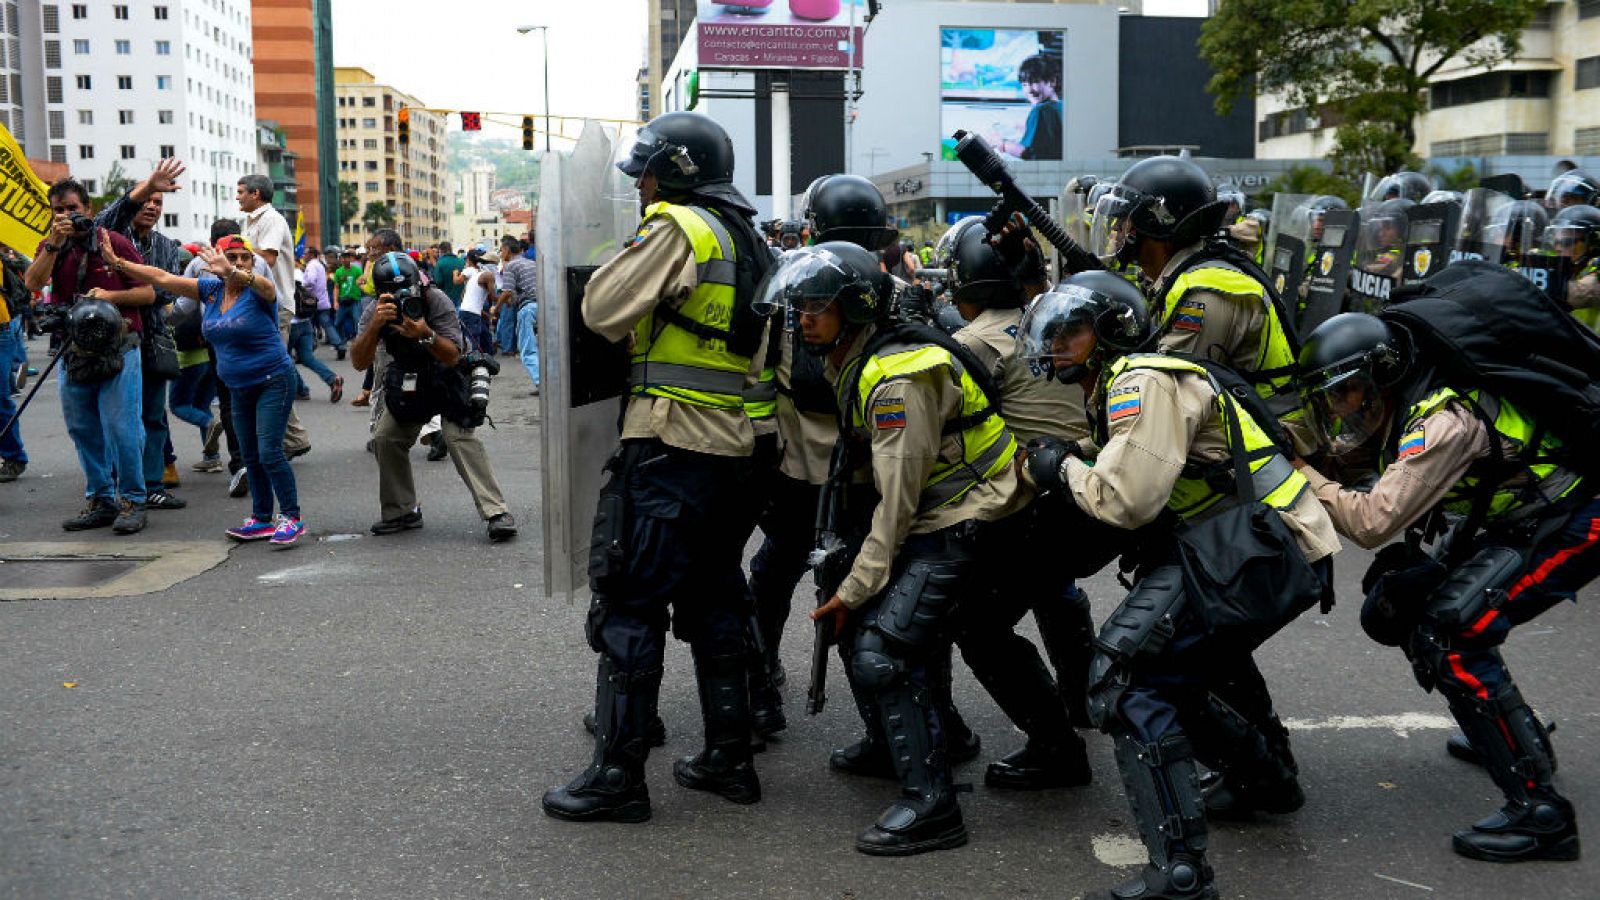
[1484,199,1550,258]
[166,295,203,351]
[370,251,421,296]
[1019,270,1152,383]
[1546,169,1599,209]
[67,296,126,356]
[1372,171,1433,203]
[756,241,890,330]
[804,173,897,251]
[1542,204,1600,261]
[935,216,1020,309]
[1298,312,1411,455]
[1089,156,1227,264]
[617,112,736,194]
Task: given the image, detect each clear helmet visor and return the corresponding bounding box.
[752,245,863,317]
[1548,171,1600,208]
[1303,361,1388,456]
[1542,223,1594,259]
[1088,189,1141,265]
[1018,285,1104,374]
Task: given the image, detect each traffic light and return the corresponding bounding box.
[522,116,534,151]
[398,106,411,146]
[461,111,481,132]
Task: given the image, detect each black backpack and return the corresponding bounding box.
[1381,259,1600,478]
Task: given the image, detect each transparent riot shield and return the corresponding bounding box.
[1264,193,1313,324]
[1453,188,1513,264]
[1401,201,1460,285]
[539,121,640,602]
[1347,203,1407,314]
[1301,208,1358,336]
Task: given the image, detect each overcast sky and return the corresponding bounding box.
[330,0,1206,143]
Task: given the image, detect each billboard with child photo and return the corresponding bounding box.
[939,28,1064,162]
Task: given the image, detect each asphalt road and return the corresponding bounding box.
[2,347,1598,899]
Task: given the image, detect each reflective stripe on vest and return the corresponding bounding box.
[1162,260,1302,419]
[744,367,778,421]
[1104,354,1310,520]
[844,341,1018,516]
[628,201,751,410]
[1399,387,1583,521]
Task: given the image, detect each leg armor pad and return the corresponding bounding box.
[1088,566,1188,731]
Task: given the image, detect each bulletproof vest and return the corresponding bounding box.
[1096,354,1310,522]
[628,201,755,412]
[1392,386,1583,524]
[837,326,1017,516]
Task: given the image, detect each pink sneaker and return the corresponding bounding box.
[226,516,275,541]
[270,516,305,549]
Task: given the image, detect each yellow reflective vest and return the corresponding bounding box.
[1159,257,1301,422]
[628,201,750,411]
[841,339,1018,515]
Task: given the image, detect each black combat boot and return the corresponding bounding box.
[543,657,659,823]
[1445,715,1557,772]
[854,681,967,856]
[1193,696,1303,820]
[1087,732,1217,900]
[673,651,761,804]
[930,653,981,765]
[973,637,1092,790]
[582,710,666,748]
[745,611,787,739]
[1445,681,1580,863]
[830,654,896,779]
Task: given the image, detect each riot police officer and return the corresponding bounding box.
[1021,272,1340,899]
[940,214,1096,787]
[543,112,772,823]
[1543,204,1600,330]
[1088,156,1311,455]
[1485,199,1549,267]
[780,241,1030,855]
[1545,169,1599,211]
[1298,311,1597,863]
[1372,170,1434,203]
[1360,198,1411,280]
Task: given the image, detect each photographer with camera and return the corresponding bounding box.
[349,250,516,542]
[23,179,156,534]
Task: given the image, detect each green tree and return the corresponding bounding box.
[338,181,361,231]
[1256,165,1363,211]
[91,161,135,210]
[1200,0,1545,177]
[361,200,395,233]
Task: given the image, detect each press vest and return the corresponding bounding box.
[628,201,750,411]
[1159,257,1302,421]
[841,341,1018,516]
[1395,387,1584,522]
[1098,355,1310,521]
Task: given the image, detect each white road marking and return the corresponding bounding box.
[1286,713,1456,738]
[1373,873,1435,891]
[1090,833,1146,868]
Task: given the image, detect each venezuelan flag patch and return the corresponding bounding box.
[1108,389,1143,423]
[1173,302,1205,333]
[1398,428,1426,459]
[872,397,907,429]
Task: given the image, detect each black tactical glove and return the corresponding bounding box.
[1025,436,1081,494]
[988,213,1048,286]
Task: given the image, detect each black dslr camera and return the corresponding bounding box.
[68,213,94,236]
[392,284,426,322]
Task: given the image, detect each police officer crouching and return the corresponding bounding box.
[543,112,772,823]
[1020,273,1340,899]
[1298,313,1596,862]
[349,252,517,542]
[783,241,1030,855]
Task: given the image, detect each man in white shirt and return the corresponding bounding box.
[238,173,310,457]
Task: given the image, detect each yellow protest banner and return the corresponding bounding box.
[0,123,54,255]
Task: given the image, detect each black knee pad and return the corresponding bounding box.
[1421,544,1526,634]
[851,633,904,692]
[876,556,968,649]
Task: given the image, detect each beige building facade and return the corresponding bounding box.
[333,66,449,248]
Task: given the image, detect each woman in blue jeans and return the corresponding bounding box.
[102,232,305,547]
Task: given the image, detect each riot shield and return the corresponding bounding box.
[1264,193,1313,323]
[1301,208,1358,336]
[1452,187,1512,263]
[1511,253,1572,304]
[1401,201,1460,285]
[1347,203,1406,313]
[539,121,639,601]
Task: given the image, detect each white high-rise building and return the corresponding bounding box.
[11,1,258,239]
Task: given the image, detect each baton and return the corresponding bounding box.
[0,341,65,443]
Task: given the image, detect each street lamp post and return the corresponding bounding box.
[517,25,552,152]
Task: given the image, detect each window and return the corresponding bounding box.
[158,110,173,124]
[72,39,88,54]
[77,109,92,125]
[163,214,177,228]
[1582,0,1600,19]
[115,39,130,55]
[50,145,67,163]
[71,4,87,19]
[154,6,169,21]
[118,75,132,90]
[155,41,171,55]
[43,5,60,31]
[1576,127,1600,156]
[48,111,63,139]
[1579,56,1600,92]
[119,110,134,124]
[120,145,136,160]
[362,118,377,128]
[365,181,380,192]
[83,179,96,194]
[1430,70,1553,109]
[71,74,88,91]
[78,144,93,159]
[159,144,175,158]
[365,160,378,170]
[362,96,375,107]
[44,41,59,68]
[363,138,378,149]
[157,76,171,90]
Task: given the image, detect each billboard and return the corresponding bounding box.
[697,0,866,70]
[939,28,1064,162]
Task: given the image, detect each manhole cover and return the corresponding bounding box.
[0,556,142,588]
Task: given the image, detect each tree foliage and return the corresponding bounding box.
[1256,165,1363,210]
[338,181,361,231]
[361,200,395,232]
[1200,0,1544,176]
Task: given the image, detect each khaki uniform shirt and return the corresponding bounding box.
[775,327,840,485]
[1302,400,1491,549]
[828,326,1032,608]
[1566,265,1600,312]
[954,307,1090,444]
[581,216,760,458]
[1227,217,1262,261]
[1064,366,1341,563]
